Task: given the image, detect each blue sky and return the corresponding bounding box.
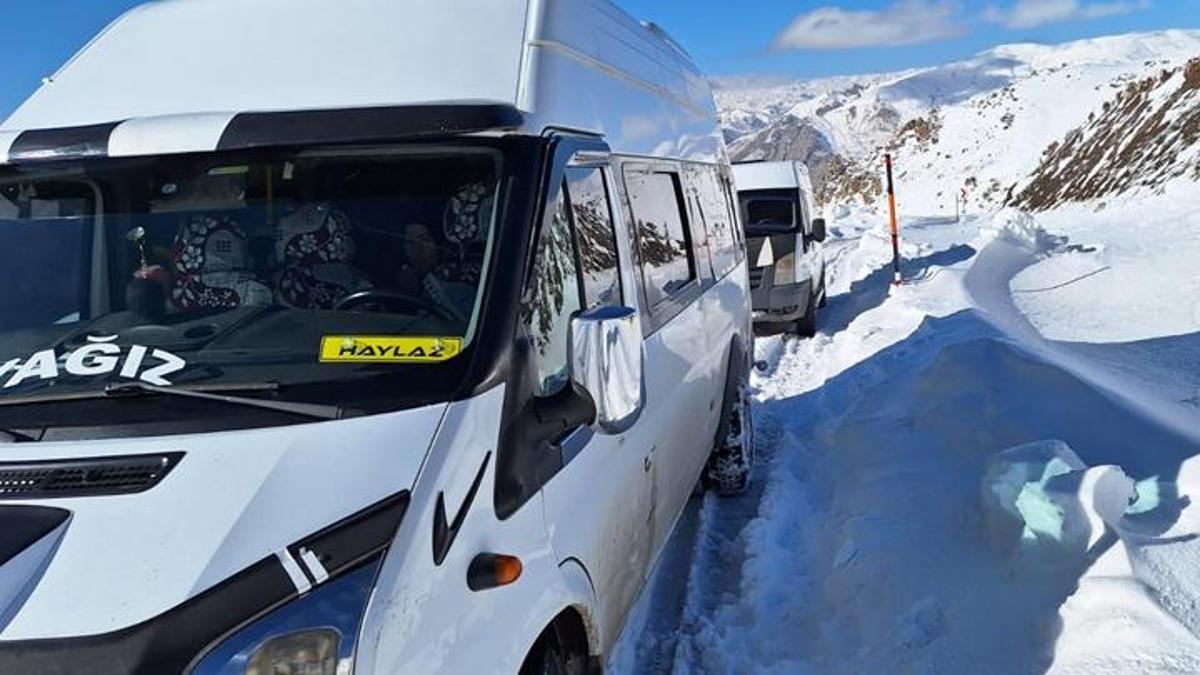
[1,0,1198,121]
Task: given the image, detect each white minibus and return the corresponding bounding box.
[0,0,753,672]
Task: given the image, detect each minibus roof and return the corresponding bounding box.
[733,161,813,193]
[0,0,724,164]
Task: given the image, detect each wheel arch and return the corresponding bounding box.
[715,333,751,446]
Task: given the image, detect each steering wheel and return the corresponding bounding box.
[334,290,458,322]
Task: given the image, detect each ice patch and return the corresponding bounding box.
[982,440,1136,560]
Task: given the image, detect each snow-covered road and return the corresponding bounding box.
[610,197,1200,674]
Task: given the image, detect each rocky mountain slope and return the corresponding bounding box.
[716,30,1200,217]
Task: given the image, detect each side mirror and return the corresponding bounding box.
[570,305,644,435]
[811,218,828,243]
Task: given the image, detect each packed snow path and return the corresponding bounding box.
[610,199,1200,674]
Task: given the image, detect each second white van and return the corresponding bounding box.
[733,160,828,336]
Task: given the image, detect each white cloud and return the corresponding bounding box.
[983,0,1151,29]
[772,1,967,51]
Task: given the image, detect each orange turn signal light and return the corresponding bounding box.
[467,553,523,592]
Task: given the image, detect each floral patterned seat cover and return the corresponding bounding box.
[171,214,273,311]
[435,181,492,285]
[275,204,371,309]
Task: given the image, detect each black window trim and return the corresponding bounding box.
[494,133,617,521]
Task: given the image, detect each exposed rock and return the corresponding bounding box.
[1014,56,1200,210]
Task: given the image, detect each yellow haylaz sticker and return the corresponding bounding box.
[320,336,463,364]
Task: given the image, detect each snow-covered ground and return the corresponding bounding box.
[610,187,1200,673]
[606,27,1200,675]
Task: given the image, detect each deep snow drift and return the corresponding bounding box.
[608,28,1200,675]
[610,194,1200,673]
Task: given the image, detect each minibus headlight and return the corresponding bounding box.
[191,559,380,675]
[245,629,340,675]
[775,253,796,284]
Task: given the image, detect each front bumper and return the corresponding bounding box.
[750,279,812,323]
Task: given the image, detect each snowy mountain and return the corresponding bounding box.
[717,30,1200,217]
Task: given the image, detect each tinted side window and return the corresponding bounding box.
[526,183,582,397]
[565,168,621,309]
[720,176,745,258]
[696,168,739,279]
[625,170,695,308]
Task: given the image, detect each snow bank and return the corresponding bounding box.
[980,209,1066,255]
[617,156,1200,674]
[1008,185,1200,343]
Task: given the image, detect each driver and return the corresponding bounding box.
[393,222,475,323]
[384,182,493,322]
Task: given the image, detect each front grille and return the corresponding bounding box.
[0,452,183,499]
[749,267,765,289]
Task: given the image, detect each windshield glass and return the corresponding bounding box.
[739,189,798,236]
[0,145,500,406]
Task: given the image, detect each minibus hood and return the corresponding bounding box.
[0,402,447,641]
[745,233,797,268]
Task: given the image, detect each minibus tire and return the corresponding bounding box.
[795,292,817,337]
[704,377,754,496]
[520,633,587,675]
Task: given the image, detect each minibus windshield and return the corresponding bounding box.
[0,146,501,410]
[739,189,798,236]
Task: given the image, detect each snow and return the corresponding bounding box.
[1010,183,1200,344]
[606,27,1200,675]
[610,202,1200,673]
[609,160,1200,675]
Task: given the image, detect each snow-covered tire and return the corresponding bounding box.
[704,382,755,496]
[519,632,587,675]
[795,290,818,338]
[817,275,828,308]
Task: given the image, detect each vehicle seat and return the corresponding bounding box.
[171,214,273,311]
[435,182,492,285]
[275,203,371,309]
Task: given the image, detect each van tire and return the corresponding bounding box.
[520,631,587,675]
[704,378,754,495]
[794,291,817,338]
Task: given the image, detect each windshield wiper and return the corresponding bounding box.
[103,382,346,421]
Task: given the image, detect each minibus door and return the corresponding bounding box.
[620,163,714,557]
[536,144,655,649]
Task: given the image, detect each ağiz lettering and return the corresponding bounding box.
[0,335,187,389]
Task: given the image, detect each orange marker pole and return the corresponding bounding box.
[885,154,901,285]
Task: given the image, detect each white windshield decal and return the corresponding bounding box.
[1,335,187,390]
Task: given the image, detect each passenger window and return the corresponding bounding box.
[697,168,739,279]
[564,168,621,309]
[527,183,583,397]
[722,178,745,256]
[625,170,695,308]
